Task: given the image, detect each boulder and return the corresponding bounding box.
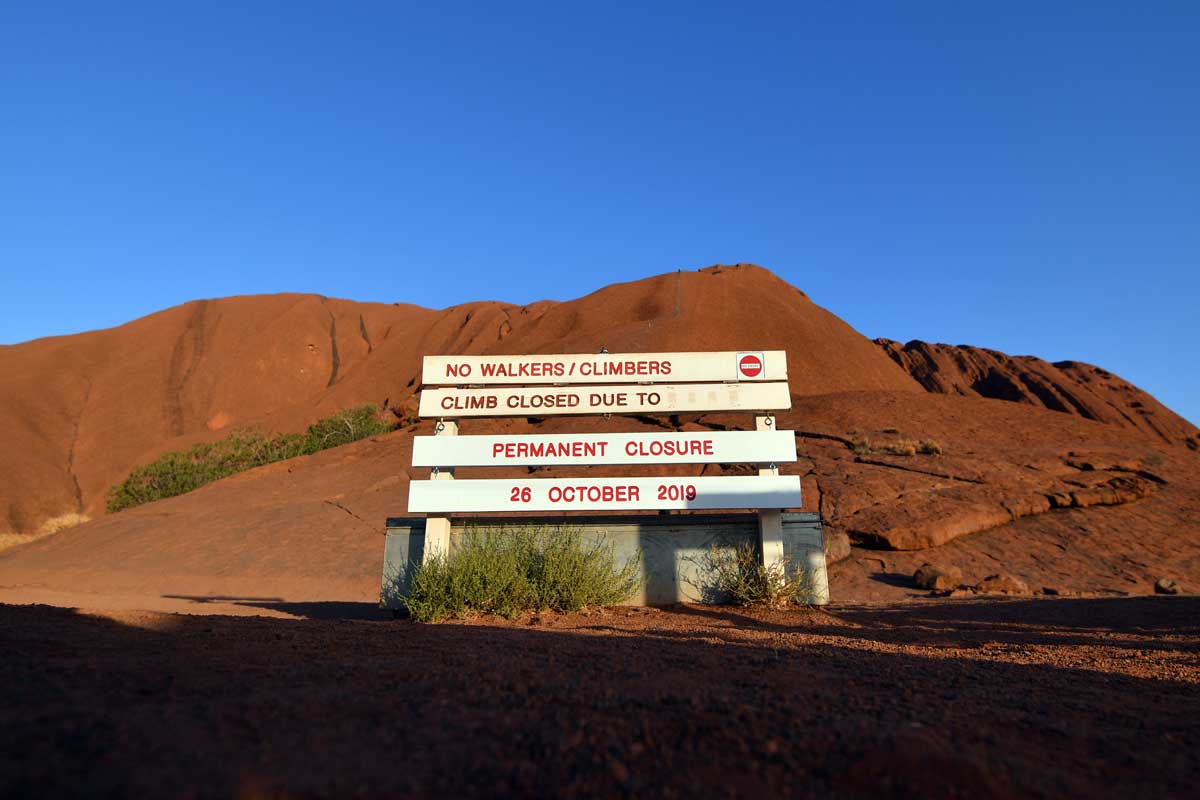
[824,531,852,563]
[975,573,1030,595]
[1154,578,1180,595]
[914,563,963,591]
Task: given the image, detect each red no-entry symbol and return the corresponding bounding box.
[738,353,763,378]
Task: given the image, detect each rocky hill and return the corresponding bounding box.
[0,265,918,535]
[0,264,1195,607]
[875,339,1198,449]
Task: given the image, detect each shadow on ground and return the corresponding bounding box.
[161,595,391,620]
[2,597,1197,799]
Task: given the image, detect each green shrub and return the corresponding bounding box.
[107,405,395,512]
[302,405,396,450]
[403,526,643,622]
[702,542,817,607]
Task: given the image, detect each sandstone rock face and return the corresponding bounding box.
[876,339,1199,450]
[914,563,962,591]
[975,574,1031,595]
[841,469,1157,552]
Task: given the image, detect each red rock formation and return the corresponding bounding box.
[876,339,1199,449]
[2,265,1196,607]
[0,265,918,535]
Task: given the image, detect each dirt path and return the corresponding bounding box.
[2,597,1198,798]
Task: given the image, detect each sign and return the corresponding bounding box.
[412,430,798,467]
[418,381,791,418]
[408,475,803,513]
[737,351,763,378]
[421,350,787,386]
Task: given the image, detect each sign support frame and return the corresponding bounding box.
[756,414,785,570]
[423,418,457,564]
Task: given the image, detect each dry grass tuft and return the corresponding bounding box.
[852,437,943,457]
[37,512,91,536]
[0,513,90,554]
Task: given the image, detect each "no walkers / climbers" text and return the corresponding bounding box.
[444,359,673,380]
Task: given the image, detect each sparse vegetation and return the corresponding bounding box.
[851,436,942,456]
[702,542,818,607]
[401,526,643,622]
[106,405,395,512]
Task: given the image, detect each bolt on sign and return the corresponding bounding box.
[407,350,801,514]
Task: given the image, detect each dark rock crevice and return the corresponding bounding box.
[322,301,340,388]
[166,300,209,436]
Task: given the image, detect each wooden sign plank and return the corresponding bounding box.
[412,430,797,467]
[421,350,787,386]
[407,475,802,513]
[418,381,791,418]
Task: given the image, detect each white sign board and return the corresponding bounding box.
[412,430,797,467]
[418,382,791,418]
[408,475,802,513]
[422,350,787,386]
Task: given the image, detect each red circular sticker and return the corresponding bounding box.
[738,354,763,378]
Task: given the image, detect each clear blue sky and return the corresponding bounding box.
[2,2,1197,424]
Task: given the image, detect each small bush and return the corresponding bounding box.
[851,436,942,457]
[403,526,643,622]
[107,404,396,512]
[303,405,396,450]
[702,542,817,607]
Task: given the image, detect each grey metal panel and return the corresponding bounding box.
[380,521,426,609]
[380,513,828,609]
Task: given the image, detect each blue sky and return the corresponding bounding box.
[2,2,1197,424]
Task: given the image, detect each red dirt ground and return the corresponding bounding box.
[3,597,1198,798]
